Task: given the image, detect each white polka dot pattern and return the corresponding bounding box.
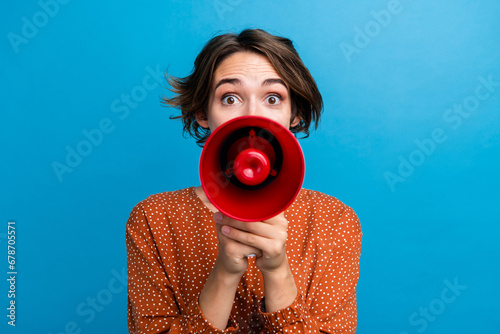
[126,187,362,333]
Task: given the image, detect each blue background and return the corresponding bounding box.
[2,0,499,333]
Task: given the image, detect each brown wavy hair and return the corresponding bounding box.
[162,29,323,146]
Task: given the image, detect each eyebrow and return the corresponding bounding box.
[214,78,287,90]
[214,78,241,90]
[262,78,287,88]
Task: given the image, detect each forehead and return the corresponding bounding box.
[213,51,281,82]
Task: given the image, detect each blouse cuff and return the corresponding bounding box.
[186,299,238,333]
[259,293,305,329]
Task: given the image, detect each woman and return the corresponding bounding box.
[126,29,362,333]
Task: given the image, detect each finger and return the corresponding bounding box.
[216,213,287,240]
[223,238,263,258]
[215,221,262,257]
[214,212,287,255]
[214,211,286,225]
[221,224,282,253]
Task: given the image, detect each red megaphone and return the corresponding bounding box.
[199,116,305,222]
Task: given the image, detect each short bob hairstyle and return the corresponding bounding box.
[163,29,323,146]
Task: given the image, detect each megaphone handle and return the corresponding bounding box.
[249,129,256,148]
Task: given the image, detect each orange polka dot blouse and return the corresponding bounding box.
[126,187,362,333]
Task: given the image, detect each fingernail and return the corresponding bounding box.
[222,225,230,235]
[213,212,222,222]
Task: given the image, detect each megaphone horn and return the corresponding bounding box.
[200,116,304,222]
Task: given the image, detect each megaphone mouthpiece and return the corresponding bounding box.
[233,148,271,186]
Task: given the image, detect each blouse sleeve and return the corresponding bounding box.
[126,200,239,334]
[258,206,362,333]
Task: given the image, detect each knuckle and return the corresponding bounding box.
[245,233,257,245]
[279,219,288,229]
[275,243,286,256]
[274,230,287,243]
[244,222,256,233]
[224,243,237,255]
[268,247,281,257]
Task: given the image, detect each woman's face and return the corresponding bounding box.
[196,51,300,132]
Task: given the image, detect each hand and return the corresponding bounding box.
[213,212,262,277]
[214,211,289,275]
[212,211,297,313]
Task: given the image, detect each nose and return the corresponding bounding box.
[243,97,262,117]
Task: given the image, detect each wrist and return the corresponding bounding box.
[261,264,293,282]
[212,260,244,286]
[198,261,241,330]
[262,263,297,312]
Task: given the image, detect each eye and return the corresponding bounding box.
[221,95,240,105]
[265,94,281,105]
